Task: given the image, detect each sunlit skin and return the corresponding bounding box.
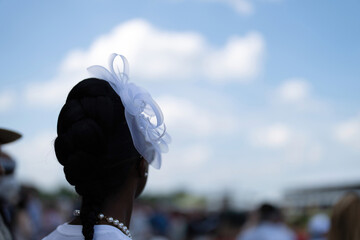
[69,158,149,228]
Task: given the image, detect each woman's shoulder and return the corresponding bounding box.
[94,225,132,240]
[41,223,83,240]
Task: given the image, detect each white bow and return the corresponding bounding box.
[87,53,170,169]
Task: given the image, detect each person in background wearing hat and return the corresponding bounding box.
[0,128,22,240]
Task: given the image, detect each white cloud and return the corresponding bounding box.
[25,71,85,108]
[335,114,360,151]
[0,91,16,112]
[181,145,211,167]
[158,95,238,137]
[250,123,291,148]
[277,78,310,103]
[218,0,254,15]
[248,121,324,165]
[25,19,265,107]
[284,136,324,165]
[170,0,254,15]
[168,144,211,170]
[272,78,328,112]
[198,0,283,16]
[204,33,264,81]
[231,0,254,15]
[249,121,325,166]
[146,143,212,192]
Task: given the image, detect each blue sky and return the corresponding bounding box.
[1,0,359,204]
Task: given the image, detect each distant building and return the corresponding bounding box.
[283,182,360,210]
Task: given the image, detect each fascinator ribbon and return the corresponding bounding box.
[87,53,170,169]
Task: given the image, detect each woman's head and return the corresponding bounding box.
[54,53,170,240]
[55,78,149,239]
[55,78,146,196]
[328,192,360,240]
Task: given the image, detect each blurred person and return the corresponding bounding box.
[328,192,360,240]
[307,213,329,240]
[41,200,65,237]
[150,207,170,238]
[129,203,152,240]
[42,53,170,240]
[186,210,218,240]
[0,128,22,240]
[14,186,43,240]
[237,203,295,240]
[214,211,247,240]
[168,211,187,240]
[288,215,309,240]
[14,192,34,240]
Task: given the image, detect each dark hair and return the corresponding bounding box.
[258,203,282,222]
[54,78,140,240]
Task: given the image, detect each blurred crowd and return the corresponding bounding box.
[1,182,357,240]
[1,128,359,240]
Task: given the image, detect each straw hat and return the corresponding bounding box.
[0,128,22,145]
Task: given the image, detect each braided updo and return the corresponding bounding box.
[54,78,141,240]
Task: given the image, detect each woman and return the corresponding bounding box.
[42,54,170,240]
[328,192,360,240]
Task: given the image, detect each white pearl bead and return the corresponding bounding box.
[106,217,113,223]
[119,223,124,227]
[113,219,119,226]
[73,210,80,216]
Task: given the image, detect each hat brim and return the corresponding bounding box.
[0,128,22,144]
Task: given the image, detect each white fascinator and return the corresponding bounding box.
[87,53,170,169]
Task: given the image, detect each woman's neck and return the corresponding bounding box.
[69,186,136,228]
[101,188,135,227]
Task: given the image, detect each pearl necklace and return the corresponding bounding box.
[73,210,132,239]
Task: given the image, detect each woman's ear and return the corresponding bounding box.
[137,157,149,178]
[135,157,149,198]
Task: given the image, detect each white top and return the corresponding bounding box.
[42,223,131,240]
[238,222,295,240]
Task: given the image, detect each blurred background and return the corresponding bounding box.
[0,0,359,239]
